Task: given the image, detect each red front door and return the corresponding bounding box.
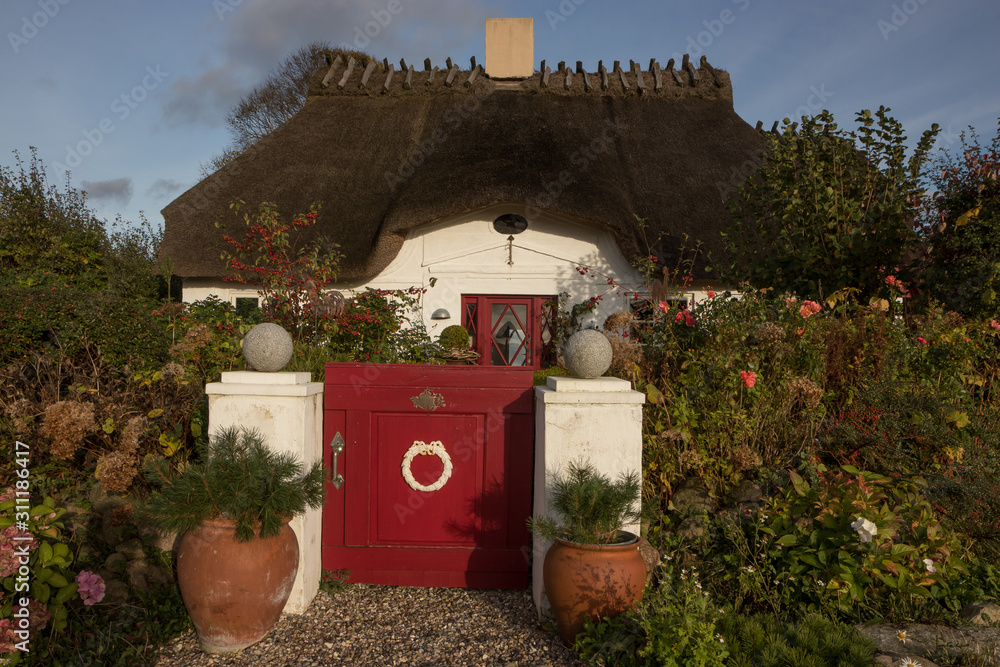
[462,295,554,370]
[322,363,534,588]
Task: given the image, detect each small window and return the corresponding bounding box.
[493,214,528,235]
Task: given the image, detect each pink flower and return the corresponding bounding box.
[0,618,16,656]
[784,295,798,308]
[76,571,106,606]
[12,599,51,632]
[917,337,928,346]
[0,525,37,578]
[675,311,684,323]
[884,275,897,286]
[740,370,757,388]
[707,290,716,299]
[685,311,696,326]
[799,301,821,318]
[991,320,1000,331]
[658,301,670,314]
[648,255,658,262]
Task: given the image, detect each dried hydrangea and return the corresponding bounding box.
[118,416,147,454]
[95,450,139,495]
[787,377,823,409]
[755,322,786,345]
[41,401,96,458]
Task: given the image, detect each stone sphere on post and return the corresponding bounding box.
[562,329,613,378]
[242,323,294,372]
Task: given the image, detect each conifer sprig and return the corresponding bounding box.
[139,426,325,542]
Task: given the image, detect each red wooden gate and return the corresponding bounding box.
[322,363,534,588]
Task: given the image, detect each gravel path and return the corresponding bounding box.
[154,585,587,667]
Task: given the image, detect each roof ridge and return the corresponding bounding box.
[310,53,731,99]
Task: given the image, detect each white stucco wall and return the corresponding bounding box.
[182,204,721,332]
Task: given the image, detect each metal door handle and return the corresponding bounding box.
[330,432,345,489]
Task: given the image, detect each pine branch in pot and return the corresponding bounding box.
[137,426,325,653]
[528,459,647,646]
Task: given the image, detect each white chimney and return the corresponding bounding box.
[485,18,534,79]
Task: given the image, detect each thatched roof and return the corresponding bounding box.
[161,54,767,281]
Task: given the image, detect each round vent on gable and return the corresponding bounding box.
[493,214,528,234]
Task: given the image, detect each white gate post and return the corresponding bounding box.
[205,371,324,614]
[532,376,645,617]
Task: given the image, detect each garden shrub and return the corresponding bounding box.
[437,324,470,349]
[219,200,343,343]
[323,287,433,363]
[634,290,828,508]
[717,612,876,667]
[720,108,939,302]
[0,287,168,370]
[0,149,108,295]
[0,489,99,663]
[0,346,204,493]
[920,123,1000,319]
[575,559,728,666]
[711,464,980,623]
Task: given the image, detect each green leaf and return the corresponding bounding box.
[102,417,115,434]
[47,573,69,588]
[40,541,53,564]
[789,470,808,496]
[947,410,970,428]
[54,582,78,605]
[799,553,822,568]
[776,534,798,547]
[645,384,664,405]
[841,464,860,475]
[148,408,164,419]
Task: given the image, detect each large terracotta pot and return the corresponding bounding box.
[543,532,646,646]
[176,517,299,653]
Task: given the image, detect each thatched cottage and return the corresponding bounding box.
[160,19,765,368]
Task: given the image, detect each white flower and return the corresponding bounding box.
[716,634,725,643]
[923,558,936,573]
[898,657,921,667]
[745,566,755,573]
[851,516,878,543]
[897,629,908,644]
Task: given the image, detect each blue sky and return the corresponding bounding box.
[2,0,998,230]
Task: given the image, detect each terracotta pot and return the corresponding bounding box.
[176,517,299,653]
[543,532,646,646]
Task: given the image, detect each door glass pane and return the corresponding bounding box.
[490,304,529,366]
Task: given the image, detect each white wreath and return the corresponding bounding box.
[401,440,453,492]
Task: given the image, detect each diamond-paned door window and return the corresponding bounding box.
[490,304,529,366]
[461,295,553,370]
[464,301,478,340]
